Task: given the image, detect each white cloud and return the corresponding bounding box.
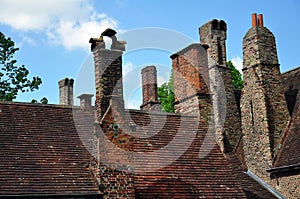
[157,75,168,86]
[122,61,134,75]
[0,0,118,50]
[16,36,36,48]
[230,56,243,73]
[125,98,142,110]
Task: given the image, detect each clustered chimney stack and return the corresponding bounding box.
[252,13,264,27]
[58,78,74,106]
[140,65,161,111]
[241,14,290,178]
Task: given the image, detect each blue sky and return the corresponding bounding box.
[0,0,299,108]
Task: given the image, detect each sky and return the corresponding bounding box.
[0,0,299,108]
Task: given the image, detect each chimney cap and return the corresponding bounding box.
[101,28,117,37]
[58,78,74,87]
[77,94,94,99]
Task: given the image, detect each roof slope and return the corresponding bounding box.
[226,153,278,199]
[0,102,99,196]
[274,67,300,167]
[128,110,247,198]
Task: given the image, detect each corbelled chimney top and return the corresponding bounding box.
[58,78,74,106]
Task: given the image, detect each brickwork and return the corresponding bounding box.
[199,20,242,153]
[272,173,300,198]
[140,65,161,111]
[58,78,74,106]
[241,14,294,198]
[91,30,134,199]
[93,48,124,121]
[171,44,212,124]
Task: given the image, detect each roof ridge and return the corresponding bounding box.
[0,101,87,110]
[281,66,300,75]
[127,109,198,118]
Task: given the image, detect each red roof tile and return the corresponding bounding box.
[0,102,100,196]
[274,67,300,167]
[128,110,247,198]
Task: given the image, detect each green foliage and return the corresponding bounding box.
[31,97,48,104]
[40,97,48,104]
[31,99,38,103]
[158,71,175,112]
[227,61,243,90]
[0,32,42,101]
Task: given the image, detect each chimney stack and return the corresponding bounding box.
[140,65,161,111]
[58,78,74,106]
[77,94,94,110]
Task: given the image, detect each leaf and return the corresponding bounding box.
[0,32,43,101]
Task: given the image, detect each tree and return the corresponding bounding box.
[0,32,42,101]
[227,60,243,90]
[31,97,48,104]
[158,71,175,112]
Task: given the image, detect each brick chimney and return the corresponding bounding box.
[90,29,134,199]
[90,28,126,121]
[242,14,290,178]
[199,19,242,153]
[58,78,74,106]
[77,94,93,110]
[170,43,211,120]
[140,65,161,111]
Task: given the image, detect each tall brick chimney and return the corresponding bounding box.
[170,43,211,123]
[89,28,126,121]
[90,29,134,199]
[140,65,161,111]
[199,19,242,153]
[241,14,290,179]
[58,78,74,106]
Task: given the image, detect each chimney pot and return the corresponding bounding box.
[258,14,264,27]
[252,13,258,27]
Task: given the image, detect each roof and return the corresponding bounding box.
[0,100,280,198]
[226,153,281,199]
[129,110,246,198]
[273,67,300,168]
[127,110,276,198]
[0,101,100,196]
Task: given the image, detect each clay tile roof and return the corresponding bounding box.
[0,102,100,196]
[274,67,300,168]
[127,110,248,198]
[226,153,280,199]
